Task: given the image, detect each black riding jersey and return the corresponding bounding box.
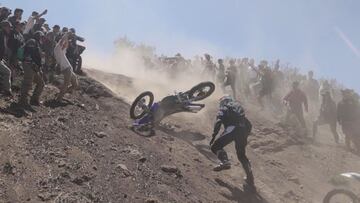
[217,103,245,128]
[213,101,251,136]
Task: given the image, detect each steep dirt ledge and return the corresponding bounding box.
[1,69,359,203]
[88,69,360,203]
[0,72,269,203]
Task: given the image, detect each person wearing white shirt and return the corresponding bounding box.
[23,9,47,35]
[54,32,78,101]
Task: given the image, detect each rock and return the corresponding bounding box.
[95,132,108,138]
[116,164,128,171]
[71,175,92,185]
[139,157,147,163]
[145,198,158,203]
[162,136,175,142]
[95,104,100,110]
[58,160,66,167]
[38,192,56,201]
[130,149,141,156]
[2,162,14,175]
[121,147,142,156]
[57,117,67,123]
[116,164,132,178]
[288,177,300,185]
[161,165,180,174]
[193,158,202,163]
[60,172,71,179]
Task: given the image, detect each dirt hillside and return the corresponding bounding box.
[0,69,359,203]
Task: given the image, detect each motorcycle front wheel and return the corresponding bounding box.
[323,189,359,203]
[130,91,154,119]
[187,81,215,101]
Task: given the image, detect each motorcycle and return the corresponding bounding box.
[323,172,360,203]
[129,81,215,136]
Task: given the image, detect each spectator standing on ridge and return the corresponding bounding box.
[32,17,46,33]
[8,21,25,75]
[0,7,11,22]
[8,8,23,27]
[216,59,225,85]
[312,91,339,143]
[337,89,360,152]
[304,71,320,103]
[257,61,273,108]
[223,59,238,99]
[43,24,60,83]
[54,32,78,101]
[203,53,216,81]
[23,9,47,36]
[283,81,308,130]
[0,20,13,96]
[18,31,45,107]
[67,28,85,71]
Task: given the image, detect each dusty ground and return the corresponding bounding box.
[0,69,359,203]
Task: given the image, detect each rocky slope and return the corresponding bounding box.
[0,69,359,203]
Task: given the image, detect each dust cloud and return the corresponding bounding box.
[83,37,222,127]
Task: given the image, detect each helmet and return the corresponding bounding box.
[219,95,234,108]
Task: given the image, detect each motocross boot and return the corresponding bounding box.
[213,150,231,171]
[242,162,256,191]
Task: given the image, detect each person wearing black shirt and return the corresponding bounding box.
[0,20,12,96]
[8,21,25,71]
[8,8,23,27]
[18,31,45,107]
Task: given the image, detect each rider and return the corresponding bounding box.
[210,96,255,188]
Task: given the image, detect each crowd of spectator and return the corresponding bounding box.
[1,4,358,154]
[142,52,360,154]
[0,5,85,109]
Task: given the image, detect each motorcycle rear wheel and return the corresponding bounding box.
[323,189,359,203]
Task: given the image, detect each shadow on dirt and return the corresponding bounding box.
[0,103,31,118]
[215,178,270,203]
[194,144,218,163]
[159,126,207,142]
[157,126,218,163]
[44,99,73,108]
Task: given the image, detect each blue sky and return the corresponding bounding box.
[2,0,360,90]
